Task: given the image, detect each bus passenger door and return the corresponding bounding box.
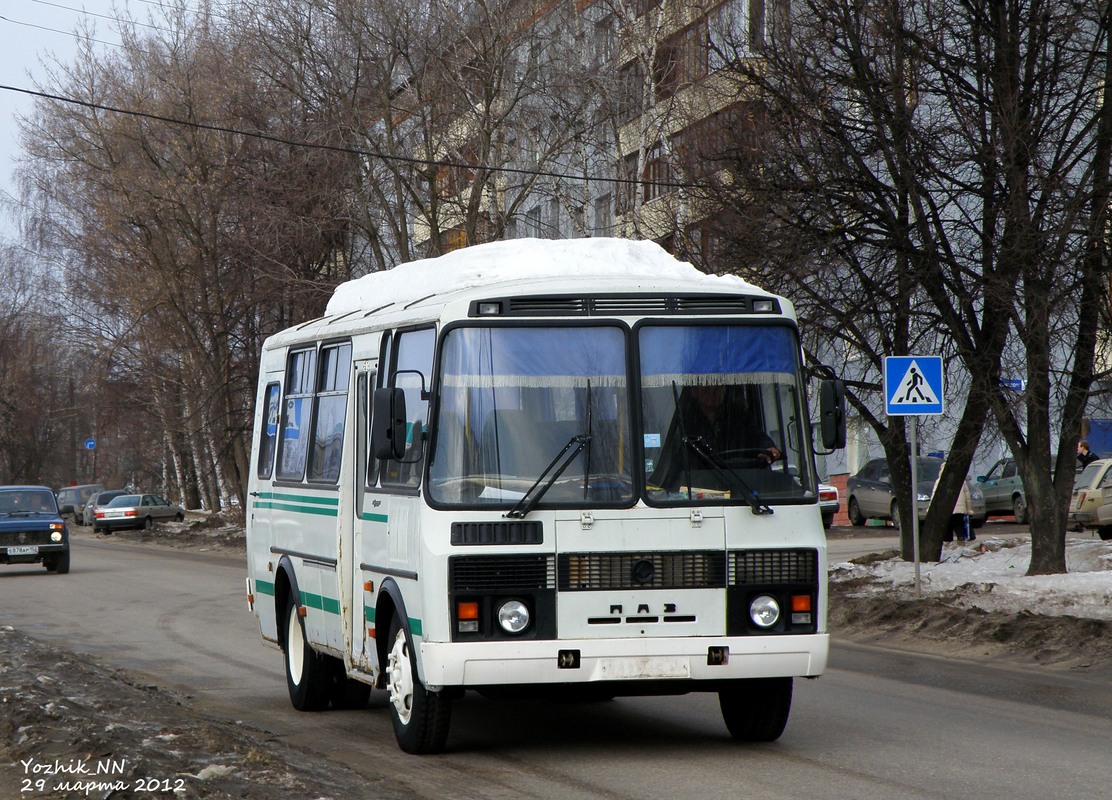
[352,363,383,674]
[248,374,282,642]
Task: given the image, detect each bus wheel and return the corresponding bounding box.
[718,677,792,742]
[386,618,452,754]
[283,595,330,711]
[328,658,372,710]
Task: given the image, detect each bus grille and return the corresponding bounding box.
[451,521,543,546]
[558,551,726,591]
[449,554,556,591]
[728,549,818,586]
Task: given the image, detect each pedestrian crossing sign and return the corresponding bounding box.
[884,356,944,416]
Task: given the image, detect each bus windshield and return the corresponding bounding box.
[428,321,816,509]
[639,323,814,505]
[428,325,634,507]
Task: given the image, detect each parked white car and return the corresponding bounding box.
[819,483,839,529]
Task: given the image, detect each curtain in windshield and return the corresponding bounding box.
[639,324,814,504]
[429,326,633,507]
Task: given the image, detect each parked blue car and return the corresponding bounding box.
[0,485,70,573]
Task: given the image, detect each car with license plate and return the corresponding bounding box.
[846,456,986,529]
[84,489,128,533]
[1068,458,1112,540]
[0,485,70,573]
[94,493,185,533]
[819,483,839,528]
[56,483,104,524]
[975,458,1028,523]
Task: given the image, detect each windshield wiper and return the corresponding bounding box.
[683,435,774,515]
[505,433,592,519]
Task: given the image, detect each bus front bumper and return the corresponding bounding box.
[420,633,828,689]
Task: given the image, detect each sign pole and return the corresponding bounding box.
[884,354,944,602]
[909,419,921,598]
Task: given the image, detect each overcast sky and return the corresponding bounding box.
[0,0,127,240]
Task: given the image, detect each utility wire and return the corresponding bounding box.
[0,83,705,190]
[25,0,174,33]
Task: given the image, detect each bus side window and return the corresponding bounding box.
[307,342,352,484]
[257,382,281,479]
[381,328,435,489]
[277,348,317,481]
[365,371,379,488]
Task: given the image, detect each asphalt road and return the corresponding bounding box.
[3,529,1110,800]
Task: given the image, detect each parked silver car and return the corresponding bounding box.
[846,456,986,528]
[94,493,185,533]
[975,458,1028,523]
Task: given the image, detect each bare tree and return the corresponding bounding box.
[707,0,1111,572]
[17,2,353,510]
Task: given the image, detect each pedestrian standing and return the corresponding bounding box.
[932,461,975,543]
[1078,440,1100,468]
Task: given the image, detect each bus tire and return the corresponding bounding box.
[386,617,451,754]
[718,677,792,742]
[283,594,330,711]
[328,658,372,710]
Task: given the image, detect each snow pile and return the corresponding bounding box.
[831,535,1112,620]
[326,237,764,316]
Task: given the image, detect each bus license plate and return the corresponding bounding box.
[6,545,39,556]
[598,656,690,680]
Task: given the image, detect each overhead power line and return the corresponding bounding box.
[0,83,704,190]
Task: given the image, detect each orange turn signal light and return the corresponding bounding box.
[457,601,479,621]
[791,595,812,613]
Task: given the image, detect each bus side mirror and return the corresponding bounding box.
[819,379,846,451]
[372,388,408,460]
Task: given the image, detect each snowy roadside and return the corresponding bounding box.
[831,534,1112,620]
[829,534,1112,670]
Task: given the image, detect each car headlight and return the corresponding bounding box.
[496,599,530,634]
[749,595,781,629]
[51,531,63,542]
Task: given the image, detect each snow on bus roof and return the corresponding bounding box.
[325,237,766,317]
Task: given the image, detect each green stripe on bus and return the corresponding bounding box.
[254,501,338,517]
[257,491,338,506]
[255,580,275,596]
[364,606,422,637]
[299,590,341,616]
[360,512,389,523]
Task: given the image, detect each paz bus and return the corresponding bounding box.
[244,237,846,754]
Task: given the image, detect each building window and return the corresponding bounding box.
[444,226,468,252]
[593,194,612,235]
[523,205,542,238]
[642,142,670,203]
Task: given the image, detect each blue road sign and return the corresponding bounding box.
[1000,377,1025,392]
[84,438,96,450]
[884,356,944,416]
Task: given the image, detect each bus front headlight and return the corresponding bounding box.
[749,595,781,629]
[497,599,530,634]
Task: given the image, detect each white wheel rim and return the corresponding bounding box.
[387,627,414,725]
[287,604,304,684]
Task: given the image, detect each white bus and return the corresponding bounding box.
[245,237,845,754]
